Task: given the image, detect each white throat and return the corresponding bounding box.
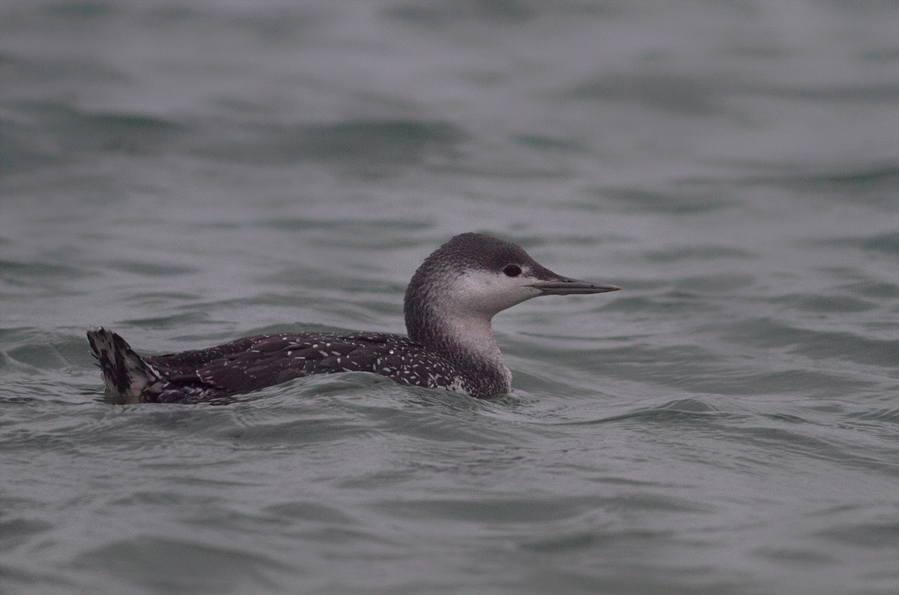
[427,270,534,392]
[441,313,510,386]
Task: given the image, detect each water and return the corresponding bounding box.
[1,0,898,593]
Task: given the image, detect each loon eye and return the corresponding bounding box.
[503,264,522,277]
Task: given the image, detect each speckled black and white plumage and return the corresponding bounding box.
[88,233,619,402]
[88,329,471,402]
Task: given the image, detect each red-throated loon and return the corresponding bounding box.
[87,233,619,402]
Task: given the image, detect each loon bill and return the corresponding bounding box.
[88,232,619,402]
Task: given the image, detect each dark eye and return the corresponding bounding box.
[503,264,522,277]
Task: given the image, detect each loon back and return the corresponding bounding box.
[88,329,470,402]
[88,232,619,402]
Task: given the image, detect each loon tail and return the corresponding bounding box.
[87,328,160,401]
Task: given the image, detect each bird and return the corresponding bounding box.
[87,232,619,402]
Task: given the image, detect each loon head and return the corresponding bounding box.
[404,233,619,375]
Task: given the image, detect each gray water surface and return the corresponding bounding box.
[2,1,898,594]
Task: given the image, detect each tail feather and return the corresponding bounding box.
[87,328,161,401]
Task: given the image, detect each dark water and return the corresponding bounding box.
[2,1,898,594]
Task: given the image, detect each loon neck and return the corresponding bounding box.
[404,288,512,396]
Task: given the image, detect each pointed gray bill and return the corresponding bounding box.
[531,277,620,296]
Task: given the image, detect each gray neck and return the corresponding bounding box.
[404,282,511,398]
